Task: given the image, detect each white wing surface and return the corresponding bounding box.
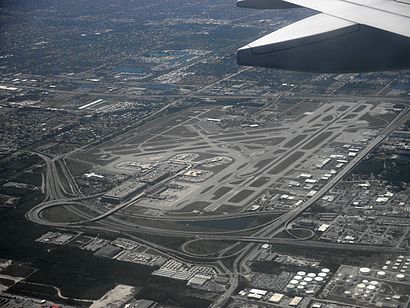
[237,0,410,72]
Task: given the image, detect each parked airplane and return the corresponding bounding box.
[236,0,410,72]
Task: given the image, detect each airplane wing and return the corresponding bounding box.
[236,0,410,72]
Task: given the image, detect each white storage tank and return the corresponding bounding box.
[396,274,405,281]
[359,267,371,276]
[370,281,379,287]
[356,283,366,290]
[344,290,352,297]
[377,271,386,278]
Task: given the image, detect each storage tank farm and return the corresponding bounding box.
[285,268,331,296]
[323,260,410,304]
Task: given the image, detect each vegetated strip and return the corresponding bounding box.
[283,134,307,148]
[228,189,255,203]
[302,131,333,150]
[218,173,233,183]
[353,105,367,113]
[268,151,304,175]
[248,137,285,146]
[212,186,233,200]
[254,157,276,169]
[249,176,270,188]
[307,114,321,124]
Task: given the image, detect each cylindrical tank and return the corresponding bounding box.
[396,274,405,281]
[357,283,366,290]
[370,281,379,287]
[359,267,371,276]
[286,284,296,292]
[367,285,376,292]
[377,271,386,278]
[344,290,352,297]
